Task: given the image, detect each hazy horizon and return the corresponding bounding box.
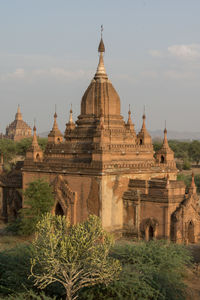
[1,1,200,134]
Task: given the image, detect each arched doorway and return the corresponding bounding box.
[149,225,154,240]
[170,215,176,242]
[188,221,195,243]
[55,202,64,216]
[161,155,165,163]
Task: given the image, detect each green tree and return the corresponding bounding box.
[19,179,54,235]
[188,140,200,165]
[30,214,121,300]
[153,141,162,152]
[182,158,191,170]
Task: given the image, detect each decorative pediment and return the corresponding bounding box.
[173,194,200,222]
[52,175,77,223]
[140,217,159,232]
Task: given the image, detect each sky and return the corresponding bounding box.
[1,0,200,134]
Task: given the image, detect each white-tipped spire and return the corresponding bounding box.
[94,26,107,79]
[69,104,73,123]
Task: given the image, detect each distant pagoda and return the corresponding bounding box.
[5,106,32,141]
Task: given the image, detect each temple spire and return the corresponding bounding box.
[69,104,73,124]
[48,108,63,144]
[163,121,169,147]
[64,105,75,137]
[32,120,39,146]
[189,172,197,194]
[94,25,107,79]
[52,107,59,131]
[137,108,152,145]
[142,112,146,130]
[15,104,22,121]
[127,104,133,125]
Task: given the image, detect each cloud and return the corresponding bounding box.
[1,68,25,80]
[0,67,91,82]
[48,68,86,79]
[164,70,193,80]
[149,44,200,61]
[149,50,163,58]
[140,70,158,79]
[168,44,200,60]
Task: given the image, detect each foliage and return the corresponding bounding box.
[30,214,121,300]
[18,179,54,235]
[153,141,162,152]
[80,240,191,300]
[0,244,34,296]
[153,139,200,164]
[0,243,65,298]
[0,290,56,300]
[168,140,190,160]
[177,173,200,193]
[188,140,200,164]
[0,137,47,171]
[182,159,191,170]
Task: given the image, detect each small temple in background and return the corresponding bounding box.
[0,30,200,244]
[5,105,32,141]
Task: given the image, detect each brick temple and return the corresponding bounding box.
[5,105,32,141]
[1,34,200,243]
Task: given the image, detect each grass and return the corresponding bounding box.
[0,223,31,251]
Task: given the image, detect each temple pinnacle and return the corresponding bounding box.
[95,26,107,79]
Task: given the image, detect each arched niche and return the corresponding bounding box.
[188,220,195,243]
[55,202,64,216]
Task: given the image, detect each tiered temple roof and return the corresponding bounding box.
[5,106,32,141]
[24,34,177,178]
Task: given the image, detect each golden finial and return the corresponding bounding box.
[101,24,103,38]
[33,118,36,131]
[142,105,146,120]
[98,25,105,53]
[69,104,73,123]
[164,120,167,134]
[54,104,57,118]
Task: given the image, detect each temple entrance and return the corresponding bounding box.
[161,155,165,163]
[149,225,154,240]
[170,215,176,242]
[188,221,195,243]
[55,202,64,216]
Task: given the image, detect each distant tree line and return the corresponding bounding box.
[153,139,200,170]
[0,137,47,171]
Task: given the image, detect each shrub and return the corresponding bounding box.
[18,179,54,236]
[0,290,56,300]
[0,245,34,296]
[182,159,191,170]
[80,240,191,300]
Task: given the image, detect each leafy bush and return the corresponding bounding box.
[18,179,54,236]
[80,240,191,300]
[182,159,191,170]
[177,173,200,193]
[0,290,56,300]
[0,245,34,296]
[0,138,48,172]
[0,243,65,298]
